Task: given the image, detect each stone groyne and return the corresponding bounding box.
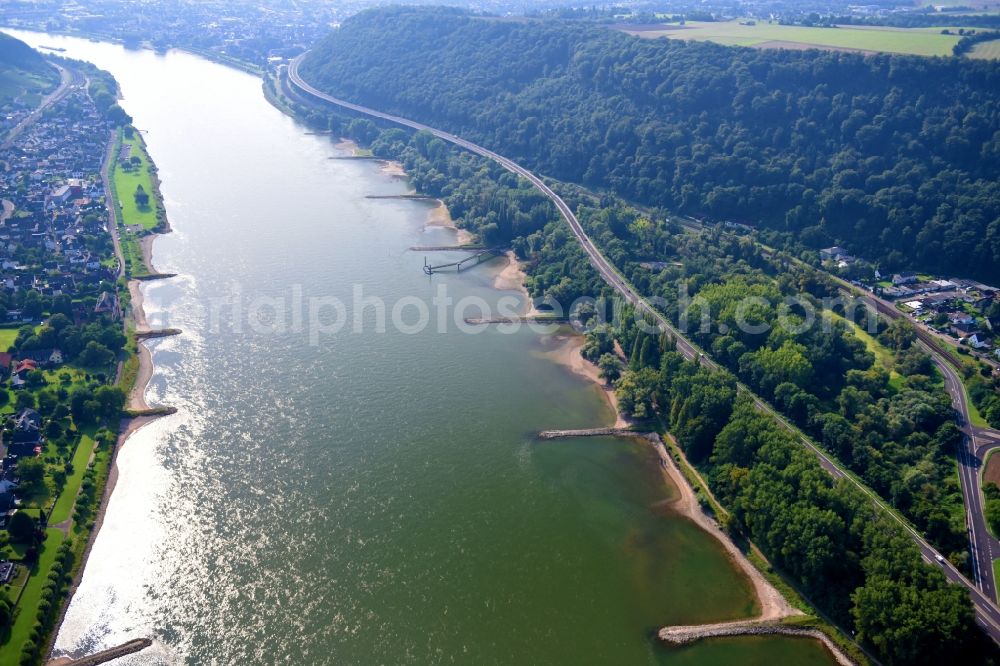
[134,328,182,341]
[658,622,855,666]
[465,315,568,325]
[48,638,153,666]
[538,427,654,440]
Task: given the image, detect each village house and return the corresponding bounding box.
[820,246,850,261]
[94,291,121,319]
[0,560,15,585]
[952,321,978,338]
[966,333,991,350]
[949,312,976,327]
[6,408,43,459]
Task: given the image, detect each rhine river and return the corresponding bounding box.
[7,31,836,665]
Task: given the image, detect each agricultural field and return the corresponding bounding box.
[970,39,1000,59]
[619,21,969,56]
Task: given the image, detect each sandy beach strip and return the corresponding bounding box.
[127,344,154,412]
[538,333,628,428]
[651,432,800,623]
[380,160,407,178]
[493,251,541,317]
[128,279,147,331]
[334,137,360,154]
[139,233,157,272]
[425,199,474,245]
[127,236,160,412]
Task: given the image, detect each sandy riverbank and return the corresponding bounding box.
[126,240,159,412]
[140,233,157,272]
[128,280,147,330]
[425,198,473,245]
[380,160,407,178]
[335,137,406,178]
[649,435,855,664]
[336,137,472,245]
[538,333,628,428]
[652,433,799,623]
[493,251,540,317]
[334,138,360,154]
[128,344,155,412]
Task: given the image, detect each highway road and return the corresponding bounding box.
[287,53,1000,644]
[824,271,1000,605]
[936,348,1000,599]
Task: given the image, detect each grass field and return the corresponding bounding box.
[970,39,1000,59]
[0,327,20,352]
[111,130,161,233]
[48,435,96,525]
[966,380,991,428]
[0,529,65,664]
[107,129,157,278]
[826,312,909,390]
[620,21,969,56]
[985,449,1000,489]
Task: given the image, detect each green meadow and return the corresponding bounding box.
[623,21,968,56]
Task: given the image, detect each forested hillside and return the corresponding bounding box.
[0,32,57,105]
[301,7,1000,283]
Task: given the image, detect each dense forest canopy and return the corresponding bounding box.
[302,7,1000,283]
[0,32,50,75]
[0,32,58,103]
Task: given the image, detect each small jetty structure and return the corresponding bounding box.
[422,247,506,275]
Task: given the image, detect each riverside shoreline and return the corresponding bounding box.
[47,127,174,665]
[651,432,800,625]
[539,334,627,428]
[334,138,473,244]
[126,258,157,413]
[536,334,855,665]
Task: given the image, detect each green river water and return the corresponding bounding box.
[6,30,837,666]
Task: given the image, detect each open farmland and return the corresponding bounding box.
[970,39,1000,59]
[619,21,967,56]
